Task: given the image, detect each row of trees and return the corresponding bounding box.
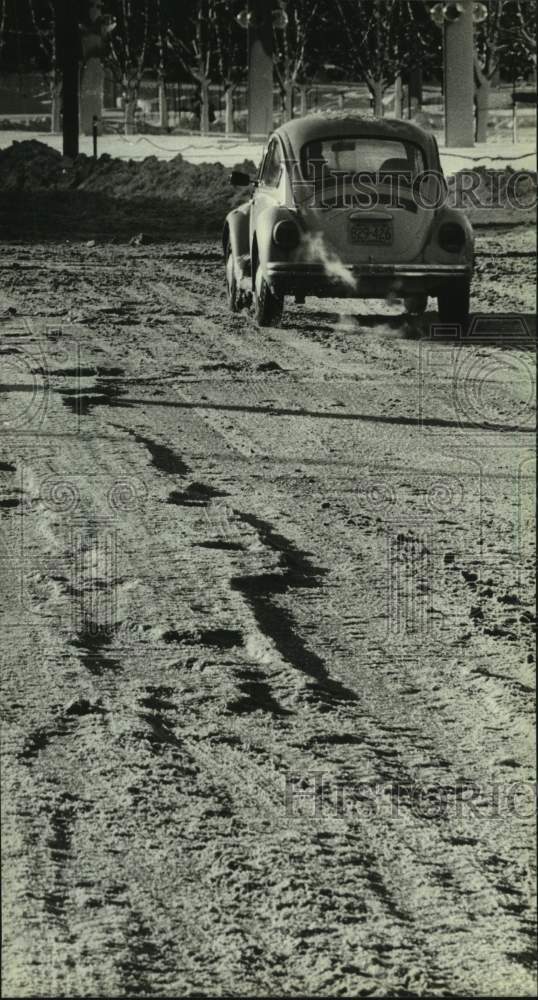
[0,0,536,137]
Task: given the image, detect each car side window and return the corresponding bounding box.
[260,140,282,188]
[256,147,268,184]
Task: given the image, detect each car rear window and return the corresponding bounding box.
[301,136,426,184]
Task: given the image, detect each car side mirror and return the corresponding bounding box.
[230,170,253,187]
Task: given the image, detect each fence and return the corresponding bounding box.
[107,80,536,143]
[108,81,398,134]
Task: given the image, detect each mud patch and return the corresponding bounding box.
[65,697,106,717]
[118,912,163,997]
[231,511,357,705]
[162,627,244,650]
[43,366,126,377]
[194,540,244,551]
[257,361,284,373]
[139,713,183,753]
[306,733,365,747]
[131,432,190,476]
[167,481,228,507]
[59,379,131,415]
[0,496,20,510]
[19,699,104,763]
[139,685,176,713]
[201,361,246,373]
[19,722,71,762]
[228,669,292,718]
[44,792,79,921]
[70,624,121,675]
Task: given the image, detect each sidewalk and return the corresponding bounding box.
[0,129,535,174]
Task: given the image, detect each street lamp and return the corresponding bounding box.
[430,2,488,25]
[236,6,288,29]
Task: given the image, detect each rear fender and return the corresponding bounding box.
[424,207,475,269]
[255,204,303,278]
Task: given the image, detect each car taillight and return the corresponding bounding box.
[438,221,466,253]
[273,219,300,249]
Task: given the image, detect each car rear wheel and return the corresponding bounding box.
[225,244,242,313]
[404,293,427,316]
[254,261,284,328]
[437,281,471,328]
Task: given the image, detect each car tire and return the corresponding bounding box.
[254,261,284,328]
[404,293,427,316]
[225,244,242,313]
[437,281,471,329]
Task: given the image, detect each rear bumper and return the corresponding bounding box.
[265,262,472,298]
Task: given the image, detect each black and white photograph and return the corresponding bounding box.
[0,1,536,996]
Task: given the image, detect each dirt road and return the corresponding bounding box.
[1,229,536,997]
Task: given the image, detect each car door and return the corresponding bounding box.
[250,137,284,250]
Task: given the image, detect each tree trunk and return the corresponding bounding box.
[200,77,210,134]
[394,73,403,118]
[158,78,168,130]
[474,77,490,143]
[57,0,80,158]
[50,76,62,133]
[124,90,137,135]
[371,79,384,117]
[284,79,293,120]
[299,85,307,116]
[224,86,234,134]
[409,64,423,112]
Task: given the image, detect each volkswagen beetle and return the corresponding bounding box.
[223,115,474,327]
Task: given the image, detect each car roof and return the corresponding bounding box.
[273,114,437,161]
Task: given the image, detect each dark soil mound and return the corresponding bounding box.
[0,139,255,241]
[447,164,537,209]
[0,139,534,241]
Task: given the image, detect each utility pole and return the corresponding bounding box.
[237,2,275,137]
[247,0,273,137]
[80,1,105,136]
[443,0,474,146]
[56,0,81,158]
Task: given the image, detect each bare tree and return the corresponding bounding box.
[166,0,215,135]
[505,0,536,84]
[0,0,7,57]
[28,0,61,132]
[513,0,537,69]
[474,0,537,142]
[155,0,169,130]
[273,0,321,120]
[213,0,245,134]
[333,0,430,118]
[104,0,152,134]
[473,0,509,142]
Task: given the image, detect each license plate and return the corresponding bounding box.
[349,220,393,245]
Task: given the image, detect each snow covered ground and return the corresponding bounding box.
[0,128,535,173]
[1,225,535,996]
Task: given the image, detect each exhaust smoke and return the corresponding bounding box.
[301,233,357,291]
